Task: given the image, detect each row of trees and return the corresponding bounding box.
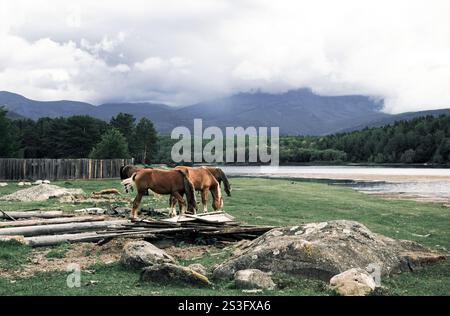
[1,107,449,164]
[0,109,157,163]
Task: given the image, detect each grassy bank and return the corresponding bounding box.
[0,177,449,295]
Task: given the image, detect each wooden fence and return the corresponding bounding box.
[0,158,134,181]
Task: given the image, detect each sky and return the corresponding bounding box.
[0,0,449,113]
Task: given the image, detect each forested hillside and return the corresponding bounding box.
[281,115,450,164]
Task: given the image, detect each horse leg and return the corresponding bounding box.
[131,191,144,219]
[201,189,208,213]
[173,192,187,215]
[169,194,177,217]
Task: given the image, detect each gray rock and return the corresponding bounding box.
[121,241,176,269]
[140,263,212,287]
[329,268,377,296]
[213,220,449,281]
[234,269,276,290]
[188,263,207,276]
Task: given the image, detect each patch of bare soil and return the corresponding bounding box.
[362,192,450,204]
[0,240,222,279]
[165,245,218,260]
[0,239,126,279]
[59,193,132,204]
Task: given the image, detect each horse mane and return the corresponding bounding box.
[176,169,197,213]
[120,165,127,180]
[209,180,221,202]
[214,168,231,196]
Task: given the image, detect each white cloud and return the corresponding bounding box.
[0,0,449,112]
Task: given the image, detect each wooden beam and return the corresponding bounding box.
[0,220,128,237]
[0,216,106,228]
[0,211,73,219]
[25,230,162,247]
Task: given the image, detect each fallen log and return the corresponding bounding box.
[24,228,192,247]
[0,220,128,237]
[0,216,106,228]
[0,211,73,219]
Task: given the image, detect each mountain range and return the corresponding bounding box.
[1,90,449,135]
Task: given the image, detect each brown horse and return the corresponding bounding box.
[174,166,224,213]
[121,168,197,219]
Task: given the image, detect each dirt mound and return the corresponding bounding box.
[0,184,84,202]
[213,220,450,281]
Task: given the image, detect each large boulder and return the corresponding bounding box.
[140,263,212,287]
[329,268,377,296]
[234,269,276,290]
[213,220,449,281]
[120,240,176,269]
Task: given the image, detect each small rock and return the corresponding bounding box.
[329,268,376,296]
[234,269,276,290]
[43,180,51,184]
[24,182,32,186]
[18,182,25,186]
[33,180,43,185]
[121,240,176,269]
[242,289,263,294]
[188,263,207,275]
[0,182,8,187]
[140,263,212,287]
[74,207,106,215]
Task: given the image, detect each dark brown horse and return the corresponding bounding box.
[122,168,197,219]
[174,166,224,213]
[204,167,231,196]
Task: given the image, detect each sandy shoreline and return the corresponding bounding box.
[222,166,450,204]
[241,173,450,183]
[222,166,450,183]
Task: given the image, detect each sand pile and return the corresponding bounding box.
[0,184,84,202]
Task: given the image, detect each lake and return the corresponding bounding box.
[220,166,450,203]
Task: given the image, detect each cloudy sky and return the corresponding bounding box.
[0,0,449,113]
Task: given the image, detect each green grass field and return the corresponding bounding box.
[0,177,449,296]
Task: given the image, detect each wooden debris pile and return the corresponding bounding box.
[0,209,275,247]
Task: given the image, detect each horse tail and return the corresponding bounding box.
[177,170,197,213]
[217,168,231,196]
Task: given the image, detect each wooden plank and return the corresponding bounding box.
[0,216,106,228]
[184,212,236,224]
[0,220,128,237]
[0,211,73,219]
[25,230,158,247]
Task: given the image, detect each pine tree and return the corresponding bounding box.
[89,129,130,159]
[134,117,158,164]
